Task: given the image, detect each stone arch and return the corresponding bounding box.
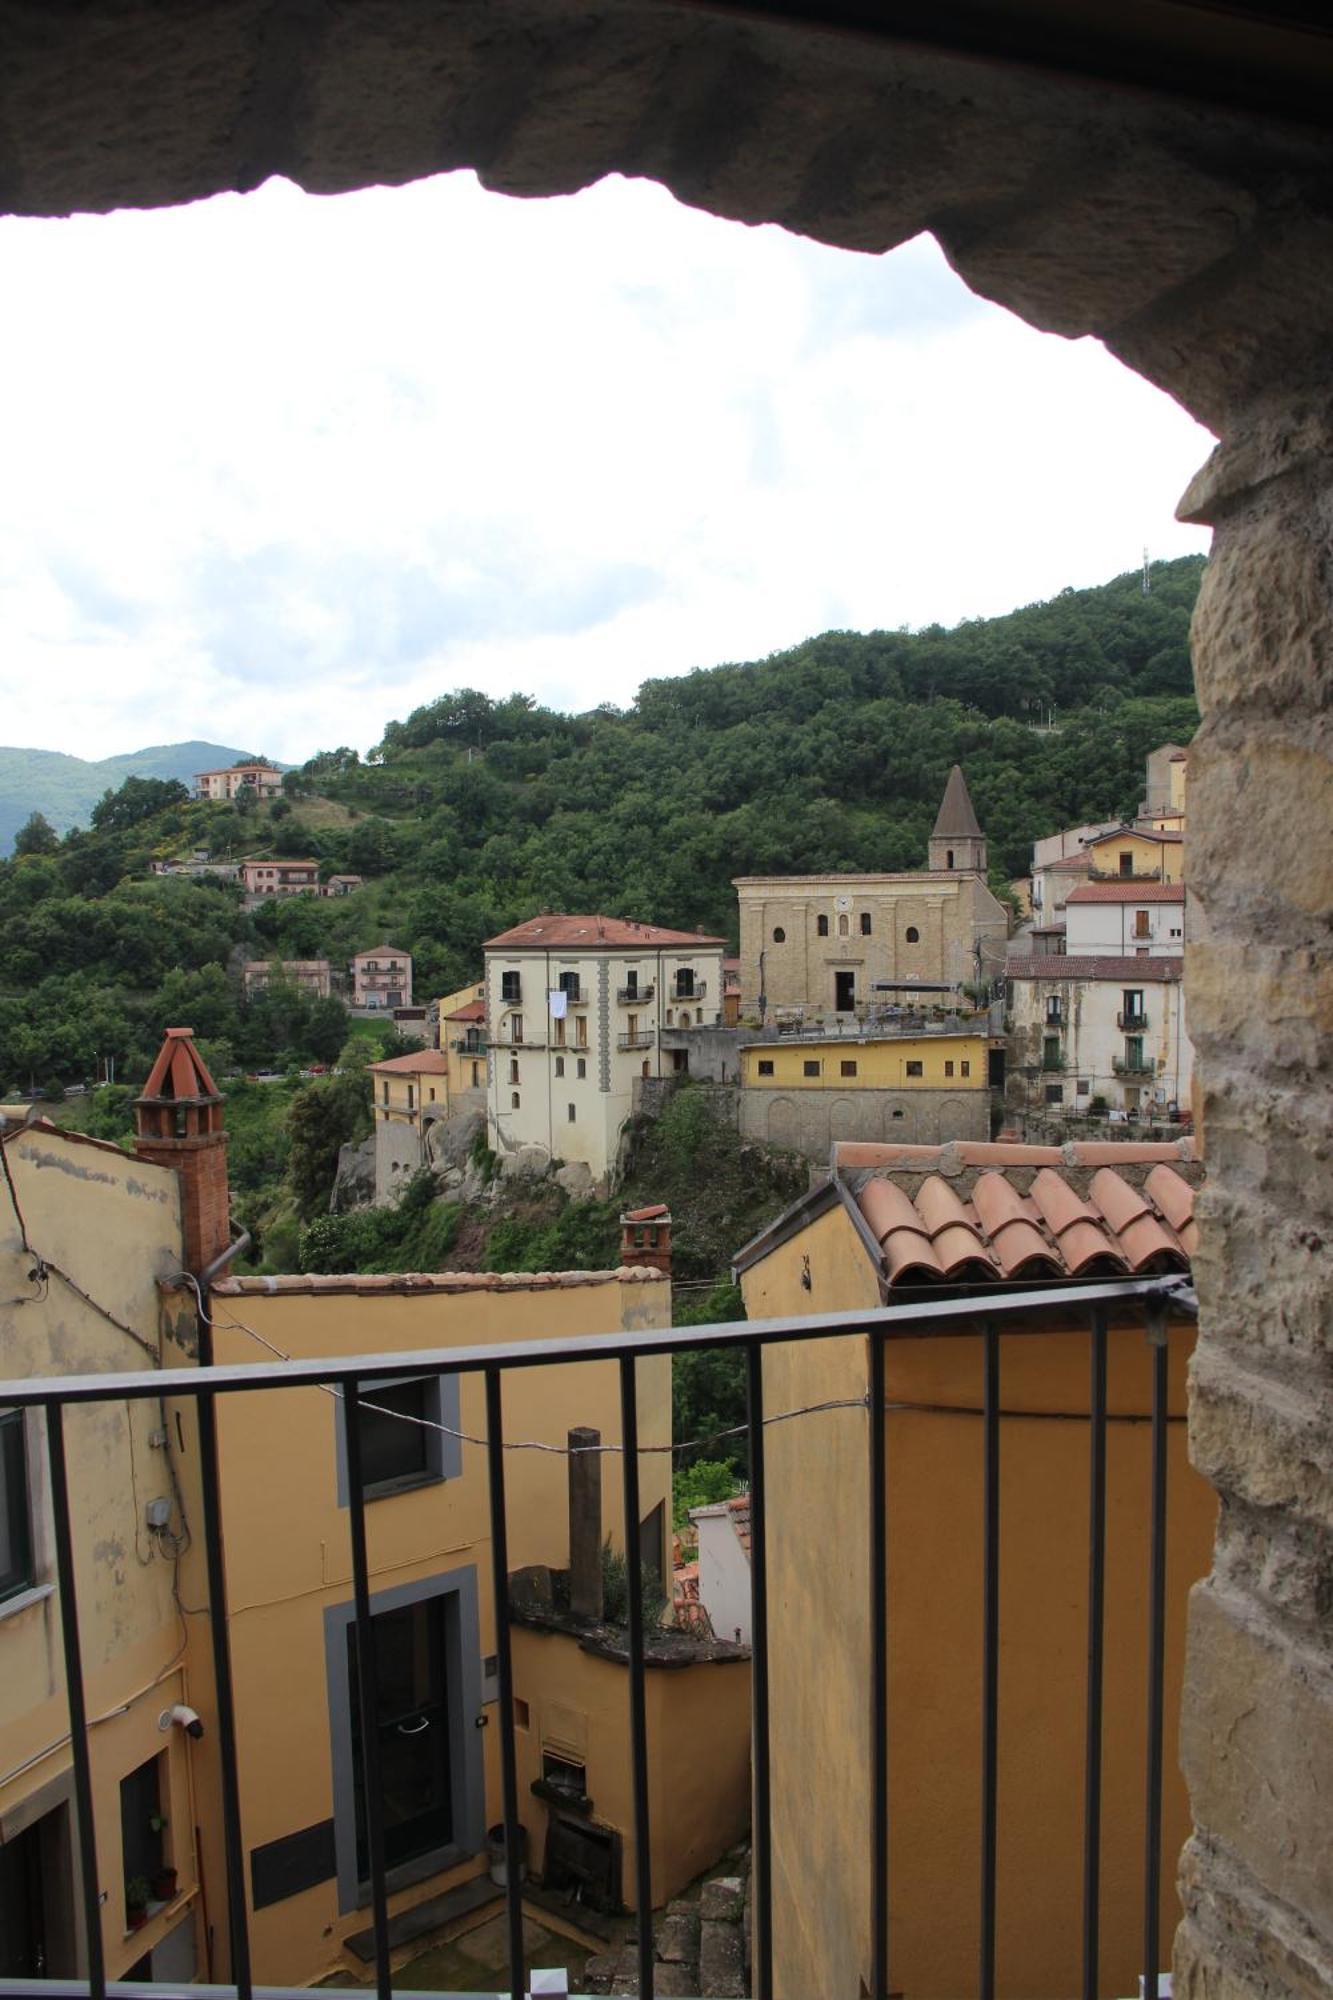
[765,1095,800,1150]
[3,18,1330,2000]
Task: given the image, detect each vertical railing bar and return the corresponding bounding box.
[195,1381,254,2000]
[980,1319,1000,2000]
[484,1367,526,2000]
[342,1380,393,2000]
[45,1401,106,2000]
[1082,1306,1109,2000]
[619,1353,655,2000]
[869,1329,889,2000]
[746,1341,773,2000]
[1142,1314,1169,2000]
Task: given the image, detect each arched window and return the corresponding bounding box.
[905,926,920,943]
[860,911,872,935]
[641,1060,651,1078]
[817,914,829,937]
[510,1090,520,1109]
[946,849,955,868]
[773,927,786,943]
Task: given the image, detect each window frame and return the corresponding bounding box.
[905,1060,924,1078]
[0,1410,35,1605]
[757,1059,775,1077]
[334,1373,462,1506]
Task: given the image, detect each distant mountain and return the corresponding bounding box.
[0,740,281,853]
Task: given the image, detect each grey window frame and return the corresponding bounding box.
[333,1373,461,1507]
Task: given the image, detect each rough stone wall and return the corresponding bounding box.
[740,1084,989,1159]
[3,8,1333,1994]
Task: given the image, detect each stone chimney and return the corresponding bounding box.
[133,1027,230,1277]
[568,1426,603,1621]
[619,1203,672,1277]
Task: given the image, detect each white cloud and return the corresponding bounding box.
[0,171,1212,761]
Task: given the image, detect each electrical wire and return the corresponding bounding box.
[183,1275,871,1458]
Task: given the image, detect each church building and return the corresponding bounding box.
[733,766,1009,1019]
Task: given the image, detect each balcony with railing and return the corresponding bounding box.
[671,981,705,1002]
[450,1035,489,1055]
[617,1031,655,1051]
[0,1271,1199,2000]
[1115,1055,1156,1076]
[1117,1011,1150,1032]
[617,984,655,1005]
[1089,865,1164,882]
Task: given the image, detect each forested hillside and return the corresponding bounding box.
[0,554,1202,1097]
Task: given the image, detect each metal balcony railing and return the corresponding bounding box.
[1118,1012,1149,1032]
[450,1036,488,1054]
[0,1271,1194,2000]
[672,981,705,1002]
[617,1032,655,1051]
[617,984,654,1005]
[1089,866,1163,882]
[1115,1056,1156,1075]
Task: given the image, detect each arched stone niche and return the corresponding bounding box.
[3,8,1331,1997]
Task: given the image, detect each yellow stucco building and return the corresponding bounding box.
[734,1136,1213,2000]
[1082,825,1185,883]
[739,1029,993,1155]
[0,1110,203,1987]
[1,1032,751,1993]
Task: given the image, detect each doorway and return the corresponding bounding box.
[835,971,856,1012]
[348,1597,453,1879]
[0,1802,76,1980]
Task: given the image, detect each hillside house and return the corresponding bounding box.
[239,859,320,899]
[242,959,332,1000]
[351,946,413,1011]
[195,762,283,802]
[1006,953,1191,1118]
[484,914,726,1180]
[1063,880,1186,957]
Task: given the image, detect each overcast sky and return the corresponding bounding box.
[0,170,1212,765]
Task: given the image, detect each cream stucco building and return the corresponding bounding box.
[734,767,1008,1021]
[484,915,726,1180]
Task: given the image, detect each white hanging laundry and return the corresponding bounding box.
[548,989,568,1019]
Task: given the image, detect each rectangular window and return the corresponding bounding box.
[1119,851,1134,876]
[380,1082,389,1105]
[944,1060,954,1077]
[576,1058,587,1079]
[558,970,580,999]
[509,1058,519,1084]
[510,1015,523,1044]
[406,1085,415,1111]
[576,1017,588,1048]
[840,1059,857,1077]
[501,970,521,1002]
[627,1013,638,1038]
[1123,988,1145,1015]
[1134,910,1151,938]
[817,914,829,937]
[675,968,695,998]
[905,1060,923,1077]
[803,1059,820,1077]
[0,1411,34,1603]
[960,1061,971,1077]
[555,1056,565,1077]
[757,1059,774,1077]
[341,1376,461,1502]
[1045,1083,1065,1104]
[567,1103,576,1123]
[860,911,871,935]
[624,970,639,997]
[120,1754,166,1925]
[553,1017,566,1047]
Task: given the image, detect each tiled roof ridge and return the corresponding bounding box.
[485,913,727,948]
[1065,882,1184,903]
[211,1266,668,1295]
[368,1050,451,1073]
[1004,954,1183,980]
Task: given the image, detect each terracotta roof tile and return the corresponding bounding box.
[369,1050,451,1074]
[841,1140,1200,1291]
[445,999,486,1021]
[212,1267,667,1297]
[1005,955,1183,982]
[1065,882,1184,904]
[485,913,726,949]
[727,1494,752,1555]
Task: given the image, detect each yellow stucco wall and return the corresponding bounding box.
[512,1625,751,1912]
[740,1034,988,1091]
[0,1125,203,1984]
[742,1219,1215,1999]
[1084,829,1185,883]
[196,1276,673,1987]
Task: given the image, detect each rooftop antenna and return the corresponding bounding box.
[1142,546,1151,595]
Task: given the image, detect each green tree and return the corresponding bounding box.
[90,775,189,834]
[13,811,59,855]
[286,1072,372,1218]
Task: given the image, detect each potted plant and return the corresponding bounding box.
[151,1864,178,1902]
[125,1878,150,1930]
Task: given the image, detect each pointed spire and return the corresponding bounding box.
[932,766,983,841]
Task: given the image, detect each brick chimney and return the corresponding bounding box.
[568,1426,603,1622]
[133,1027,230,1277]
[619,1203,671,1277]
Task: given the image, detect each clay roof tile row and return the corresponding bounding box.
[845,1139,1198,1286]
